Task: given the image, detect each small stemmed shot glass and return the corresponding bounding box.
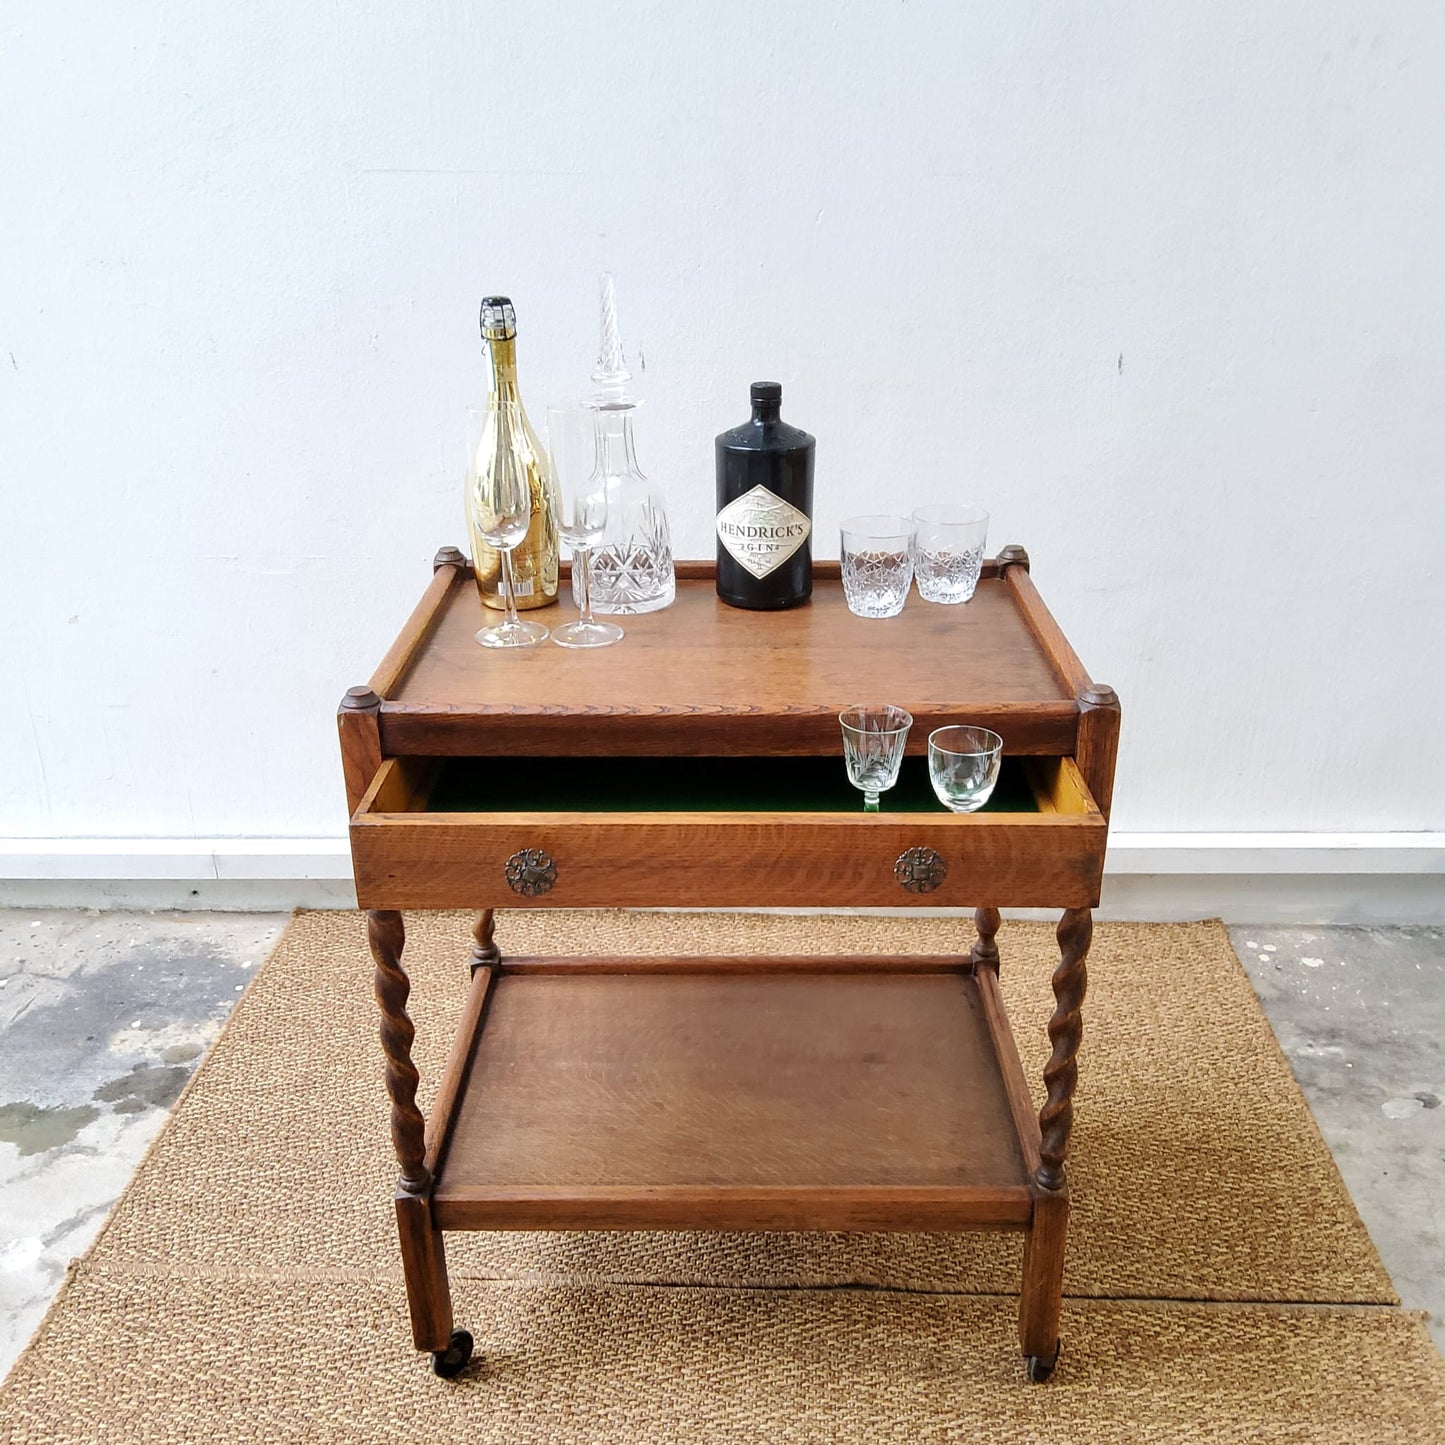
[546,406,623,648]
[839,705,914,812]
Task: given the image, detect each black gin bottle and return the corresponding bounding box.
[715,382,815,610]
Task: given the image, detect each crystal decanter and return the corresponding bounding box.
[575,274,675,615]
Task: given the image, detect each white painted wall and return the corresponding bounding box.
[3,1,1443,849]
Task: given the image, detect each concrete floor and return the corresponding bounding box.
[1228,924,1445,1347]
[0,913,1440,1387]
[0,910,286,1380]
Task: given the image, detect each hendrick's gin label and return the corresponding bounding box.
[717,486,811,577]
[714,382,815,610]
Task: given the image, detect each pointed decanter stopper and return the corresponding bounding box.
[591,273,634,405]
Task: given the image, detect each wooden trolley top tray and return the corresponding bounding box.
[359,555,1097,759]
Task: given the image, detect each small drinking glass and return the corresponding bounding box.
[468,401,549,649]
[840,516,916,618]
[928,725,1004,813]
[839,705,914,812]
[912,504,989,604]
[546,406,623,649]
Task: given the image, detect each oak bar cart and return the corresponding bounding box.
[338,550,1119,1383]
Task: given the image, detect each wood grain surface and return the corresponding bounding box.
[1019,1186,1071,1359]
[494,953,970,975]
[422,963,496,1179]
[368,559,463,700]
[376,571,1079,758]
[430,969,1031,1232]
[1003,566,1091,696]
[336,688,383,818]
[430,1184,1033,1232]
[349,810,1105,909]
[348,755,1106,909]
[1037,907,1092,1192]
[340,547,1120,1369]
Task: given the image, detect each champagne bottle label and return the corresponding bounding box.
[716,485,812,579]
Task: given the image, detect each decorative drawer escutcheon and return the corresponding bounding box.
[894,846,947,894]
[505,848,557,897]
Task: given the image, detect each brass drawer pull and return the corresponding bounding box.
[505,848,557,897]
[895,847,947,894]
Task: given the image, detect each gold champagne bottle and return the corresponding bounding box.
[468,297,560,611]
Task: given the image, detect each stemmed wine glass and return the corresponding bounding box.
[468,401,549,649]
[546,405,623,648]
[838,705,914,811]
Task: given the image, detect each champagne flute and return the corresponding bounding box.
[546,406,623,648]
[469,400,550,649]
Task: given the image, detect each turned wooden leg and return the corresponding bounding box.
[368,910,457,1355]
[970,906,1001,971]
[1037,906,1090,1191]
[1018,905,1092,1379]
[470,908,500,973]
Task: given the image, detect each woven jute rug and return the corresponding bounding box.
[2,912,1441,1442]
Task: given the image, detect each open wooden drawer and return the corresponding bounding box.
[350,753,1106,910]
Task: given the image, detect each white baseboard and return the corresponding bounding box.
[0,834,1441,923]
[0,838,351,881]
[1108,832,1445,875]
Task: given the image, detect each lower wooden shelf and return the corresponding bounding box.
[427,956,1038,1233]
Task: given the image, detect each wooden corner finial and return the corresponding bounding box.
[340,685,381,712]
[1079,684,1119,710]
[433,545,467,572]
[996,545,1030,573]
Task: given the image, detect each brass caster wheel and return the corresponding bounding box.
[431,1328,474,1379]
[1025,1342,1060,1383]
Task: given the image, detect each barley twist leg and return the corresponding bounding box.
[366,910,461,1360]
[1036,906,1091,1191]
[368,909,429,1194]
[1019,906,1091,1380]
